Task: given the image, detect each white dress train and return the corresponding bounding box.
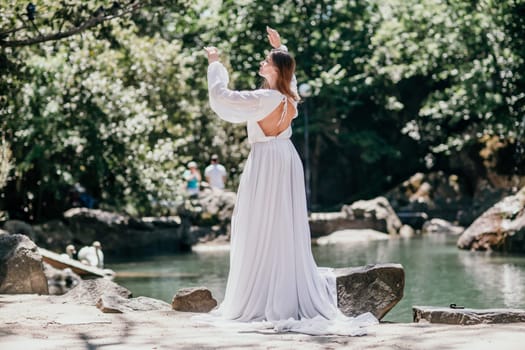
[198,53,378,335]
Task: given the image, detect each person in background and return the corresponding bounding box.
[204,154,227,190]
[184,161,201,196]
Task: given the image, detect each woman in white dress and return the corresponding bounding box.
[203,27,377,335]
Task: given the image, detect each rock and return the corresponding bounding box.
[316,229,389,245]
[399,225,416,238]
[422,218,464,235]
[457,186,525,252]
[413,306,525,325]
[56,278,132,305]
[97,294,171,313]
[409,182,433,206]
[197,188,236,224]
[309,197,402,237]
[0,234,48,294]
[35,208,194,258]
[456,178,513,226]
[172,287,217,313]
[335,263,404,320]
[176,189,237,242]
[42,263,81,295]
[32,220,74,253]
[385,172,472,221]
[2,220,35,240]
[309,212,350,237]
[192,234,231,252]
[348,196,402,235]
[0,229,8,235]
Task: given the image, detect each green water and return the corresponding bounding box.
[109,235,525,322]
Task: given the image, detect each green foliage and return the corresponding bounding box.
[1,0,248,220]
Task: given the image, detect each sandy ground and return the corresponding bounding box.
[1,294,524,350]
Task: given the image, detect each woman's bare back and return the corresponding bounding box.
[257,97,297,136]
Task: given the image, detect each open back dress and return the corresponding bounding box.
[203,48,377,335]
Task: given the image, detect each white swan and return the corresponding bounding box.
[59,244,76,260]
[78,241,104,269]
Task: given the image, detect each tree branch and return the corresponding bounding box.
[0,3,143,48]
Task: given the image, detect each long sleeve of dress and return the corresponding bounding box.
[207,61,284,124]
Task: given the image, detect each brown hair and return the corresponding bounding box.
[262,49,300,101]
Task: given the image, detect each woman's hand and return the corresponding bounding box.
[266,26,281,48]
[204,46,219,64]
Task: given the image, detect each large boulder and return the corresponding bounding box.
[385,172,469,216]
[0,234,48,294]
[413,306,525,325]
[335,263,404,320]
[422,218,464,235]
[309,197,402,237]
[196,188,236,225]
[97,294,171,313]
[177,189,237,243]
[56,278,132,305]
[2,220,35,240]
[32,220,74,253]
[32,208,195,258]
[457,186,525,252]
[385,171,513,226]
[347,197,403,235]
[172,287,217,313]
[308,212,351,238]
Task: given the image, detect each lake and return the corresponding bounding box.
[109,234,525,322]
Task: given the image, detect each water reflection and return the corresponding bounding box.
[457,251,525,308]
[109,235,525,322]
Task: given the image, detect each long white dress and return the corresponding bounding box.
[202,50,378,335]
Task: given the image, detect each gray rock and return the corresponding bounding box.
[56,278,132,305]
[413,306,525,325]
[399,225,416,238]
[32,220,74,252]
[45,208,193,257]
[457,186,525,252]
[309,197,402,237]
[97,294,171,313]
[3,220,35,240]
[349,197,402,235]
[385,172,470,217]
[172,287,217,313]
[335,263,404,320]
[422,218,464,235]
[197,188,236,223]
[43,262,81,295]
[0,234,48,294]
[316,229,389,245]
[309,212,351,238]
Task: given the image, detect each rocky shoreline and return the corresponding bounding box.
[2,185,525,259]
[2,186,525,348]
[1,294,524,349]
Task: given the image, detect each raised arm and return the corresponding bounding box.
[267,27,298,97]
[205,46,283,123]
